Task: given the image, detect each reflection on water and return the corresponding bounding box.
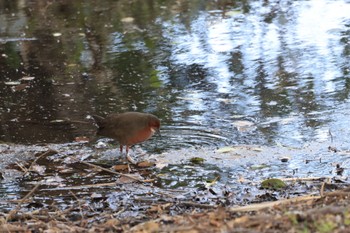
[0,0,350,152]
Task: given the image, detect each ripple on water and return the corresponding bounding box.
[158,124,230,151]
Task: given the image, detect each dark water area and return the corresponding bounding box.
[0,0,349,151]
[1,0,350,213]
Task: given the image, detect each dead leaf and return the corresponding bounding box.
[74,136,90,143]
[21,76,35,81]
[116,174,142,184]
[4,81,21,85]
[226,10,242,17]
[53,32,62,37]
[121,17,135,23]
[137,161,155,168]
[216,147,236,153]
[12,83,28,92]
[113,164,129,171]
[251,147,263,152]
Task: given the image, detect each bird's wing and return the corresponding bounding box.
[106,113,147,141]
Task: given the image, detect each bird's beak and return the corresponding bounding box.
[156,128,161,137]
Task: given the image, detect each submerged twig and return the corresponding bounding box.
[6,183,41,222]
[69,191,85,225]
[70,157,154,183]
[15,162,28,173]
[279,177,327,182]
[41,182,117,191]
[179,201,218,209]
[23,149,57,177]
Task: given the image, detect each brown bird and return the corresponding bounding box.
[92,112,161,162]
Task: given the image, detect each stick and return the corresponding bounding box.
[6,183,41,222]
[229,195,320,212]
[40,182,117,191]
[178,201,218,209]
[23,149,57,176]
[279,177,327,182]
[69,191,85,225]
[71,158,153,183]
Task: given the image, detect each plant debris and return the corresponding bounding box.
[1,143,350,232]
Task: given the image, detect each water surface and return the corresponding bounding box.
[1,0,350,207]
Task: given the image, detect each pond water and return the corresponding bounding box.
[1,0,350,212]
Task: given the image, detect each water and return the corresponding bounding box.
[0,0,349,150]
[1,0,350,211]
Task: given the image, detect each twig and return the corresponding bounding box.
[6,183,41,222]
[15,162,28,173]
[320,178,331,197]
[67,120,90,124]
[69,191,85,225]
[279,177,328,182]
[23,149,57,177]
[178,201,218,209]
[320,182,325,197]
[40,182,117,191]
[71,157,153,183]
[229,195,320,212]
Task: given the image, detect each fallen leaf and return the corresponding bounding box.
[53,32,62,37]
[12,83,28,91]
[113,164,129,171]
[74,136,90,143]
[137,161,155,168]
[21,76,35,81]
[216,147,236,153]
[251,147,263,152]
[115,174,142,184]
[121,17,135,23]
[226,10,242,17]
[250,164,269,170]
[4,81,21,85]
[50,119,65,123]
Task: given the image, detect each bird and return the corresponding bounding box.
[92,112,161,163]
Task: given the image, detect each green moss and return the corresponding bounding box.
[261,178,286,190]
[189,157,205,164]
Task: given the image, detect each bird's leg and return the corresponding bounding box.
[119,145,123,154]
[125,145,136,164]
